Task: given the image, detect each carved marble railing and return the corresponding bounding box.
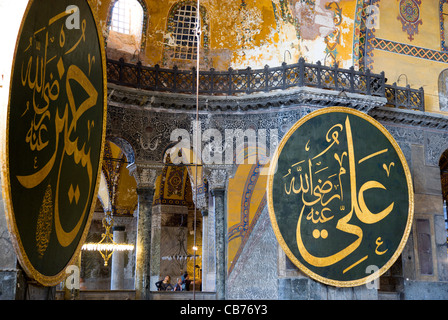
[106,57,424,111]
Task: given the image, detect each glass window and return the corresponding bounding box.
[173,5,199,60]
[110,0,143,36]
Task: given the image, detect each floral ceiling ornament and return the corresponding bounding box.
[397,0,423,41]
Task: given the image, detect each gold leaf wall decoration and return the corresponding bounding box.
[36,184,53,258]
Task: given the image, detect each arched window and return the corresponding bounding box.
[439,69,448,111]
[110,0,143,36]
[106,0,147,58]
[172,4,199,61]
[439,149,448,253]
[164,1,210,68]
[163,0,210,70]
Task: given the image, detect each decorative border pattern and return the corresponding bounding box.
[352,0,365,70]
[354,0,381,71]
[324,2,343,66]
[360,0,448,67]
[440,0,448,51]
[372,37,448,63]
[227,162,266,276]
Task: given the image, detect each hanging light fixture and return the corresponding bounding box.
[82,211,134,266]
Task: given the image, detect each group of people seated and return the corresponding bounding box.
[155,273,193,291]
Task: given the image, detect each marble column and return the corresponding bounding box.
[200,209,212,292]
[212,188,226,300]
[111,226,125,290]
[191,189,210,291]
[0,175,23,300]
[129,162,162,300]
[204,166,231,300]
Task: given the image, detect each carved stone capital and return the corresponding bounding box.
[128,161,163,189]
[194,192,209,211]
[203,164,235,191]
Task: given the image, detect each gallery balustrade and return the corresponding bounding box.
[106,57,424,112]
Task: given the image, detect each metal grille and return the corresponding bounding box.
[173,5,198,61]
[106,57,426,110]
[111,0,131,34]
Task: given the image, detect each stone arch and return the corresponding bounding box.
[107,135,136,165]
[439,68,448,111]
[227,142,271,276]
[439,149,448,219]
[101,139,138,216]
[162,141,206,206]
[151,142,203,287]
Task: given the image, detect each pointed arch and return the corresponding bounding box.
[439,149,448,258]
[163,141,207,208]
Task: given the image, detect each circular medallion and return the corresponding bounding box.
[3,0,106,285]
[400,0,420,24]
[267,107,413,287]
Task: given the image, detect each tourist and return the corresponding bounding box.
[174,277,183,291]
[155,275,174,291]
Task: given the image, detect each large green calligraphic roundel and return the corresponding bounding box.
[267,107,413,287]
[3,0,106,286]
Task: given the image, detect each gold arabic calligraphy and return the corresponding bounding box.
[16,7,97,249]
[283,116,394,270]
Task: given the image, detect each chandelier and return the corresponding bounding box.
[82,210,134,266]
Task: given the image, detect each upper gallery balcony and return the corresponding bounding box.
[106,57,424,112]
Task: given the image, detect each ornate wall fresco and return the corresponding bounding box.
[3,0,448,299]
[101,141,138,216]
[153,162,190,208]
[94,0,359,70]
[397,0,423,41]
[367,0,448,113]
[98,1,448,288]
[6,0,448,113]
[270,0,357,69]
[227,149,268,276]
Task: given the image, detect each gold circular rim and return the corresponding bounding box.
[1,0,107,286]
[267,107,414,288]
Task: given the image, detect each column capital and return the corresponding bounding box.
[128,161,163,189]
[203,164,234,191]
[194,192,209,211]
